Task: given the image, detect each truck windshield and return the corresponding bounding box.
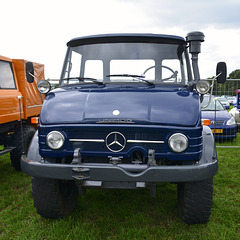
[60,42,189,86]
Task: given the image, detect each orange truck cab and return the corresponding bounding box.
[0,55,44,170]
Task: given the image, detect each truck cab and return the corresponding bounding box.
[21,32,226,224]
[0,55,22,124]
[0,55,44,170]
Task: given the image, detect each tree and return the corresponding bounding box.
[228,69,240,79]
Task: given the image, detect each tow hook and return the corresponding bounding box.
[71,148,82,164]
[147,149,156,166]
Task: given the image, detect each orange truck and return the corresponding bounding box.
[0,55,44,170]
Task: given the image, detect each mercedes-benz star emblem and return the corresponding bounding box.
[105,132,126,152]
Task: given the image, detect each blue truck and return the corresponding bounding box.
[21,31,226,224]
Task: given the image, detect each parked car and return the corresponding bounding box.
[201,95,237,141]
[217,96,230,109]
[222,95,236,105]
[233,96,237,106]
[229,92,240,131]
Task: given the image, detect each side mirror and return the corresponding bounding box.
[216,62,227,84]
[26,62,34,83]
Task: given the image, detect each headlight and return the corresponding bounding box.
[37,80,51,94]
[226,116,236,126]
[196,80,210,94]
[46,131,65,149]
[168,133,188,153]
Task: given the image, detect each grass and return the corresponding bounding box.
[216,132,240,147]
[0,148,239,240]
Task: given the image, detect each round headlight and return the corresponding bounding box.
[168,133,188,153]
[196,80,210,94]
[37,80,51,94]
[46,131,65,149]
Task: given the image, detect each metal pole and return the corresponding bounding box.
[17,96,25,155]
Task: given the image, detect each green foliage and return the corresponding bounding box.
[0,148,240,240]
[228,69,240,79]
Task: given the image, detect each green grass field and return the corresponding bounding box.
[0,148,239,240]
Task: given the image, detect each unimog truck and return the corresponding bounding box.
[21,32,226,224]
[0,55,44,170]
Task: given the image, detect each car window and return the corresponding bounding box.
[0,60,16,89]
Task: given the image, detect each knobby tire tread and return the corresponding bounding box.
[32,178,78,219]
[177,178,213,224]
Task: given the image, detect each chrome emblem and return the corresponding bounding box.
[113,110,120,116]
[105,132,126,152]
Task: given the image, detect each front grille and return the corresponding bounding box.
[38,124,203,161]
[211,120,225,125]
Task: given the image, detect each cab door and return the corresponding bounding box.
[0,58,22,124]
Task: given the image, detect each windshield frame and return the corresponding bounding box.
[60,35,192,86]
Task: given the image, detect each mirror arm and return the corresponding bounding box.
[201,72,222,109]
[28,71,39,82]
[28,71,44,103]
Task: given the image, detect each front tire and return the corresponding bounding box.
[32,178,79,219]
[177,178,213,224]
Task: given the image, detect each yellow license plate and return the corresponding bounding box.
[212,129,223,133]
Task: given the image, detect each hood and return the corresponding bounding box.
[201,110,232,122]
[40,86,200,127]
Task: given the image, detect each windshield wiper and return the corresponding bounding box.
[106,74,155,86]
[62,77,104,85]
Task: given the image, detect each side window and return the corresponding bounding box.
[85,60,103,81]
[0,61,16,89]
[69,51,82,78]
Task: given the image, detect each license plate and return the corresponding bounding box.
[212,129,223,133]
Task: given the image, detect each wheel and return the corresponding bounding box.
[143,65,178,81]
[32,178,79,219]
[10,125,36,171]
[177,178,213,224]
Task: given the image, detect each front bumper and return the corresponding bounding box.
[21,155,218,183]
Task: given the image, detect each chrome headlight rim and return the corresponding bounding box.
[196,80,210,94]
[37,80,51,94]
[168,133,188,153]
[46,131,65,150]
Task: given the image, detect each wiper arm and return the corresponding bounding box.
[106,74,155,86]
[107,74,144,78]
[62,77,104,85]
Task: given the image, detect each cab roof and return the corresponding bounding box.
[67,33,186,47]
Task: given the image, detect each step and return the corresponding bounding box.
[0,146,15,156]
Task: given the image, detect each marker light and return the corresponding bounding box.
[196,80,210,94]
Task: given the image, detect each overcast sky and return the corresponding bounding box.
[1,0,240,79]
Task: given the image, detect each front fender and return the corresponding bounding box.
[27,131,42,163]
[200,125,217,164]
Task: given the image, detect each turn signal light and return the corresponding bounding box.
[201,119,211,126]
[31,117,39,124]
